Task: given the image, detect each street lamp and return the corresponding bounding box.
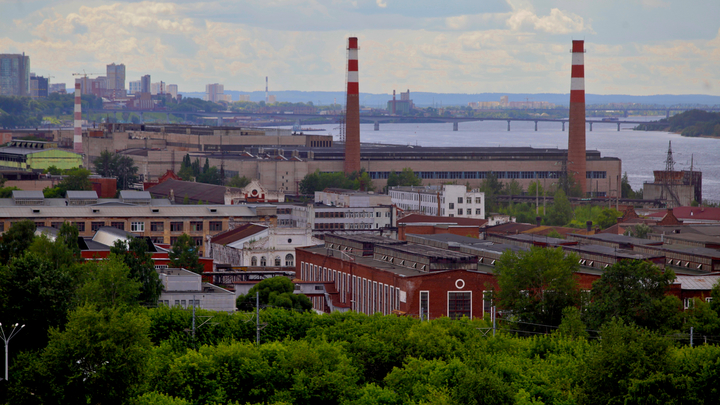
[0,322,25,382]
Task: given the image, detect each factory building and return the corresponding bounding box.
[0,140,82,172]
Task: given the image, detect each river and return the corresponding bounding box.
[279,117,720,202]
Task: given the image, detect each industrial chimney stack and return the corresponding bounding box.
[344,37,361,174]
[74,80,82,153]
[265,76,269,103]
[568,40,587,195]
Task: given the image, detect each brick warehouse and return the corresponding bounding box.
[296,234,499,319]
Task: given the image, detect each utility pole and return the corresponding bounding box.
[690,326,694,347]
[492,306,496,337]
[256,291,260,346]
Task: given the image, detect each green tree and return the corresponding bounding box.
[92,150,139,189]
[595,208,621,229]
[237,276,312,311]
[621,172,642,199]
[503,179,523,195]
[495,246,580,329]
[527,180,545,198]
[547,189,573,226]
[585,260,677,330]
[44,165,62,175]
[0,252,77,352]
[0,219,36,262]
[556,306,589,340]
[8,305,152,404]
[227,174,251,188]
[479,171,503,211]
[111,238,163,305]
[387,168,422,188]
[169,234,204,274]
[76,255,142,309]
[624,223,652,238]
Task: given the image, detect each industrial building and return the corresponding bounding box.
[390,184,485,219]
[0,190,277,256]
[0,140,82,172]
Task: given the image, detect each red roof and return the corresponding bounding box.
[398,214,488,227]
[485,222,537,235]
[209,223,267,245]
[647,207,720,222]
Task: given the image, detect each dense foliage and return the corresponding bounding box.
[300,169,374,194]
[237,277,312,312]
[641,109,720,137]
[178,154,223,185]
[93,150,140,190]
[0,94,103,128]
[386,168,422,189]
[169,233,205,274]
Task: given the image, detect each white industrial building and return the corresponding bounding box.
[157,268,236,312]
[390,185,485,219]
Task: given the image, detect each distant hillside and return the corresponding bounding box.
[179,91,720,108]
[641,109,720,137]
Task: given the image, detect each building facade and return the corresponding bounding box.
[129,80,141,95]
[0,54,30,96]
[141,75,151,94]
[205,83,224,103]
[29,74,48,99]
[106,63,126,91]
[390,185,485,219]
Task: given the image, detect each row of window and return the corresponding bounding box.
[158,299,201,308]
[370,171,606,180]
[314,223,380,230]
[315,211,389,218]
[32,220,223,233]
[250,254,294,267]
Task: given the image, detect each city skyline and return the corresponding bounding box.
[1,0,719,95]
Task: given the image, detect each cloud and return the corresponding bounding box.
[506,6,591,34]
[376,0,387,7]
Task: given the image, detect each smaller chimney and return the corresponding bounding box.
[586,221,592,232]
[536,216,542,227]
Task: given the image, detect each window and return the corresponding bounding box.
[51,222,63,229]
[285,254,294,267]
[170,237,178,245]
[131,222,145,232]
[457,197,463,204]
[251,256,258,266]
[73,221,85,232]
[449,203,454,209]
[260,256,267,266]
[190,221,203,232]
[483,290,494,315]
[150,236,164,244]
[448,292,472,319]
[466,197,472,204]
[192,237,203,246]
[151,222,164,232]
[170,222,183,232]
[476,209,482,215]
[110,222,124,230]
[475,197,482,204]
[34,221,45,228]
[684,298,695,310]
[209,221,222,231]
[458,209,463,215]
[419,291,429,321]
[274,256,281,266]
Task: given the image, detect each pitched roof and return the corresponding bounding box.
[209,223,268,245]
[646,207,720,222]
[485,222,537,235]
[146,179,242,204]
[398,214,488,227]
[674,275,720,290]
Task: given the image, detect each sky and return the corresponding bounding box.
[1,0,719,96]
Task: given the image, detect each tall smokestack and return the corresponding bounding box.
[392,89,396,114]
[344,37,361,174]
[265,76,269,103]
[568,40,587,195]
[74,79,82,153]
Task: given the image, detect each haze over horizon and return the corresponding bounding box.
[2,0,719,96]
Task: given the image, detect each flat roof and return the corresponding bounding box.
[12,190,44,199]
[67,190,99,200]
[564,244,660,260]
[570,233,660,246]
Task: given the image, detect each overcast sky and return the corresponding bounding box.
[1,0,719,95]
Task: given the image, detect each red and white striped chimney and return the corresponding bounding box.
[344,37,361,174]
[74,79,83,154]
[568,40,587,195]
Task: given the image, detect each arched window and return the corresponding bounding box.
[251,256,257,266]
[274,256,281,266]
[260,256,267,266]
[285,254,294,267]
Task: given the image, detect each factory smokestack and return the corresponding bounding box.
[74,79,82,153]
[392,89,396,114]
[344,37,361,174]
[265,76,269,103]
[568,40,587,195]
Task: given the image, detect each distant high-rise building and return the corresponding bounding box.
[29,73,48,99]
[106,63,126,91]
[166,84,178,99]
[141,75,151,94]
[268,94,276,103]
[500,95,509,106]
[238,94,250,102]
[205,83,224,103]
[49,83,66,94]
[129,80,141,95]
[0,53,30,96]
[151,81,165,95]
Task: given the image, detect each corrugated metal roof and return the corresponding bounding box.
[146,179,244,204]
[675,275,720,290]
[210,223,268,245]
[12,190,44,199]
[67,190,99,200]
[120,190,151,200]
